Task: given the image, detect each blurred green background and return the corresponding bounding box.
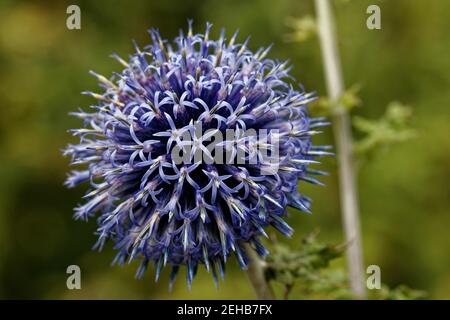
[0,0,449,299]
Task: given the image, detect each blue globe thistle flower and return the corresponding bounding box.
[64,22,329,288]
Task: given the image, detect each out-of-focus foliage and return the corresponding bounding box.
[285,15,317,42]
[310,84,362,116]
[267,232,427,300]
[0,0,449,299]
[373,284,427,300]
[353,102,416,156]
[265,232,350,299]
[340,84,363,112]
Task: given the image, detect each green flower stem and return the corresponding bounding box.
[314,0,366,299]
[243,243,275,300]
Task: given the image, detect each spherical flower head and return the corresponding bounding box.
[64,22,329,288]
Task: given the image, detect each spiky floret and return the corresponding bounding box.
[64,22,329,288]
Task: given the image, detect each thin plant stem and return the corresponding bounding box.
[243,243,275,300]
[314,0,366,299]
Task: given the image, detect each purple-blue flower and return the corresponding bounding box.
[64,22,328,288]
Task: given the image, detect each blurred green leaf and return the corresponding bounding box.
[266,232,427,300]
[285,15,317,43]
[310,84,362,117]
[353,101,417,156]
[340,84,363,112]
[265,231,348,299]
[372,284,427,300]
